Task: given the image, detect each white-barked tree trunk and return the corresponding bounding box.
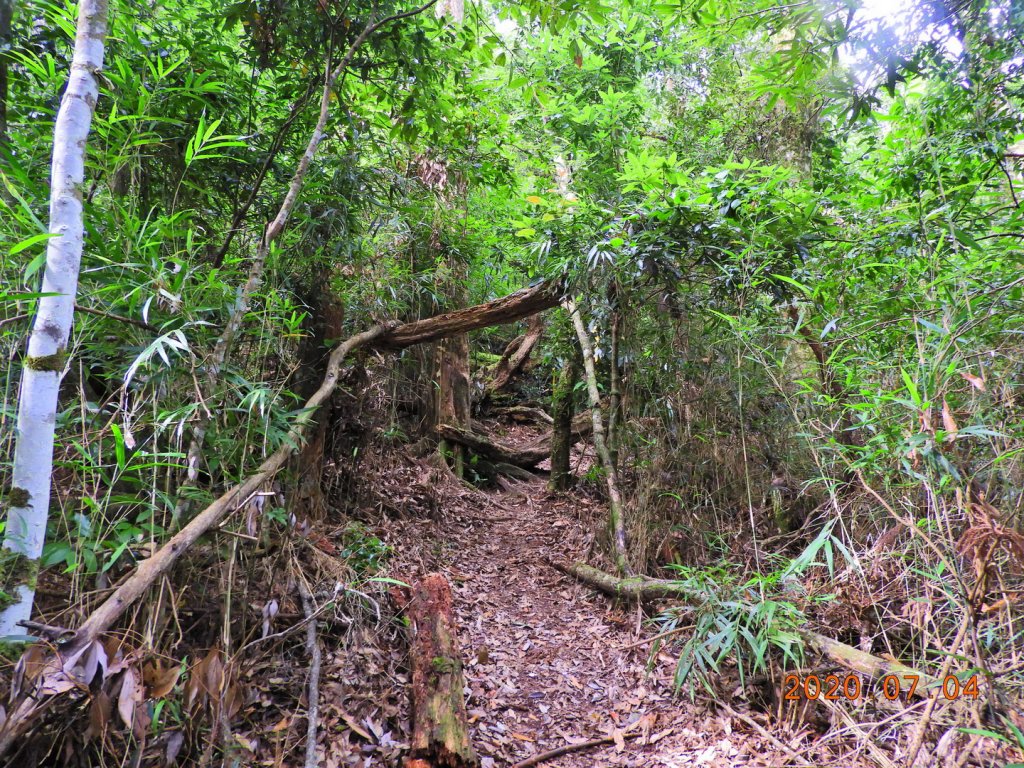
[0,0,109,638]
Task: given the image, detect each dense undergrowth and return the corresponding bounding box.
[2,0,1024,765]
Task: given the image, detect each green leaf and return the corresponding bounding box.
[10,232,59,256]
[900,368,922,408]
[769,273,812,296]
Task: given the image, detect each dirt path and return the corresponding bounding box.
[430,472,775,768]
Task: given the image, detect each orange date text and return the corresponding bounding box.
[782,673,980,702]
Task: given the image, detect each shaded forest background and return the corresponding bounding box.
[2,0,1024,765]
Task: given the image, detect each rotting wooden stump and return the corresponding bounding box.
[403,574,478,768]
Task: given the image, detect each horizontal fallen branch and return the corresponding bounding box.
[375,280,559,350]
[551,560,941,700]
[510,732,640,768]
[437,413,592,470]
[437,424,549,469]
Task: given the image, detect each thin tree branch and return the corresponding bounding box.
[297,574,323,768]
[74,304,156,331]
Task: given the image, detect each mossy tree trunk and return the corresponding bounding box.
[403,574,478,768]
[549,351,580,491]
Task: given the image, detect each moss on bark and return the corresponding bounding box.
[0,549,38,610]
[25,348,66,372]
[4,486,30,507]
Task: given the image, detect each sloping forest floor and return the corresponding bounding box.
[10,369,1019,768]
[251,416,865,768]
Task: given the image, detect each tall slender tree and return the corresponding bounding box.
[0,0,110,637]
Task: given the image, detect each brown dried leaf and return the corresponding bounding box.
[84,691,111,743]
[144,660,181,699]
[10,644,46,699]
[961,371,986,391]
[941,399,958,440]
[118,667,143,732]
[186,648,225,714]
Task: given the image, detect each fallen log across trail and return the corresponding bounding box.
[0,280,561,756]
[436,412,592,470]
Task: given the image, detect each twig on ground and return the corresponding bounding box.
[510,732,640,768]
[618,624,695,651]
[718,703,815,768]
[297,575,322,768]
[818,697,898,768]
[904,597,977,766]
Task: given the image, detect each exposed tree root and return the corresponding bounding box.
[550,560,942,700]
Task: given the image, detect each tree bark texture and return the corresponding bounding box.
[548,352,580,491]
[403,574,478,768]
[378,281,561,349]
[0,0,109,638]
[435,332,472,477]
[485,313,545,396]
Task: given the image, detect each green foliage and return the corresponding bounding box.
[657,562,805,697]
[2,4,1024,758]
[337,522,392,575]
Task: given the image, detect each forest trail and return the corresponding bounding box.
[396,424,786,768]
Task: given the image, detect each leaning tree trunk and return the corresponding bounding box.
[485,313,545,397]
[0,0,108,639]
[565,298,631,576]
[549,350,580,491]
[171,0,439,529]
